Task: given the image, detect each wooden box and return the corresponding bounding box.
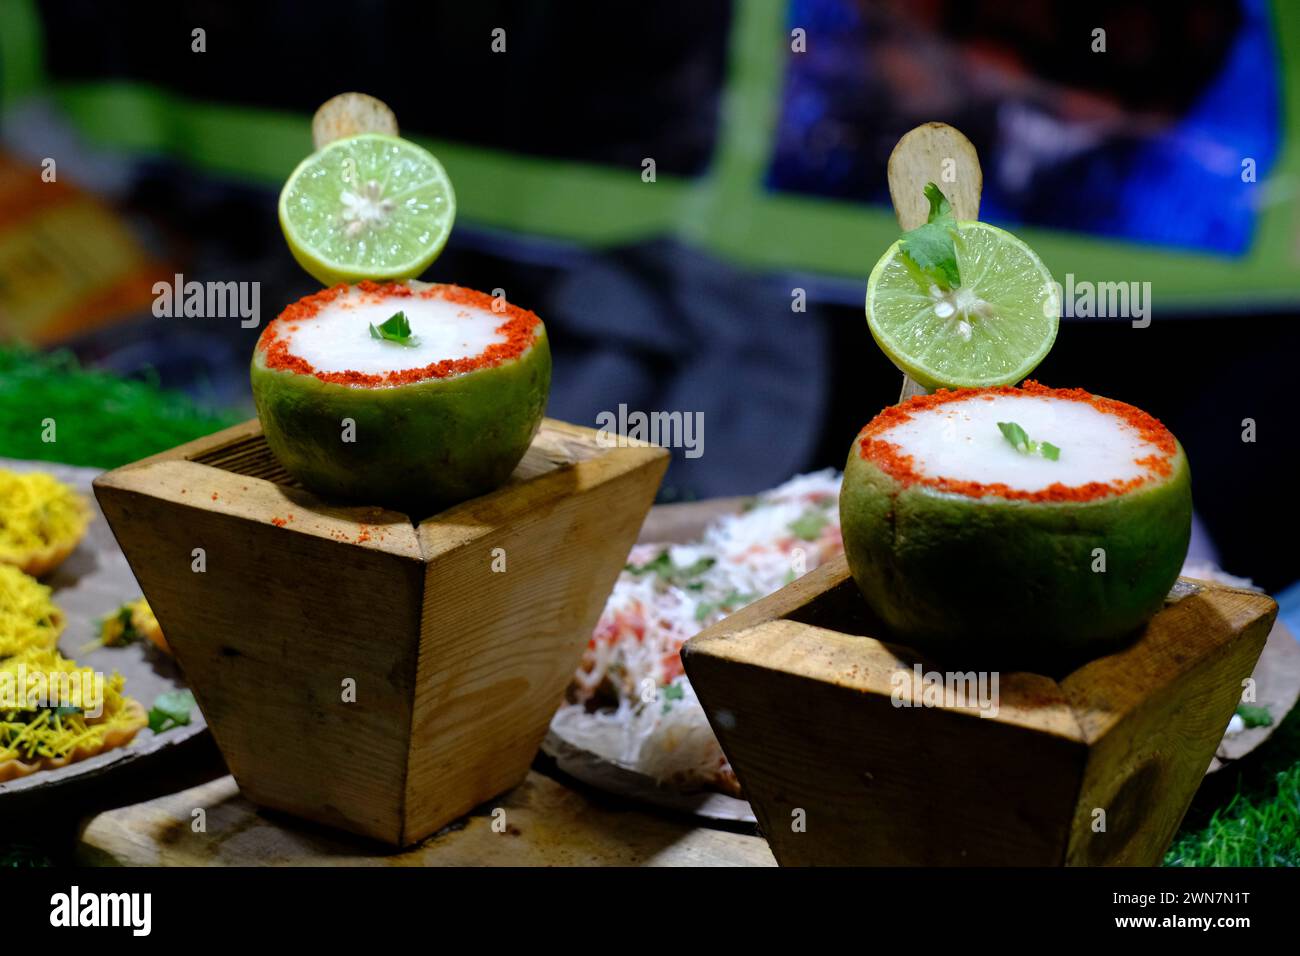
[682,555,1277,866]
[94,418,666,845]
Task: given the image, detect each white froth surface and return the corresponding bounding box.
[882,394,1158,491]
[283,288,505,375]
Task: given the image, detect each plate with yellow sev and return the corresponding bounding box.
[0,564,64,658]
[0,460,205,798]
[0,647,148,782]
[0,467,92,577]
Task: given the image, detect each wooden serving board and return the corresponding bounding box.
[76,769,774,866]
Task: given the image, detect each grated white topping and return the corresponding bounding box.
[282,285,504,375]
[552,470,844,790]
[882,394,1160,492]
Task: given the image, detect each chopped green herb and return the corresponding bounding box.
[694,590,757,622]
[899,183,961,292]
[368,310,419,347]
[105,605,141,645]
[661,682,686,713]
[148,689,196,734]
[789,510,829,542]
[997,420,1029,451]
[1236,704,1273,729]
[997,421,1061,461]
[50,705,82,718]
[625,550,716,587]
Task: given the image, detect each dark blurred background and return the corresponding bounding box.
[1,0,1298,596]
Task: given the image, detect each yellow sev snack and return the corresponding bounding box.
[0,564,64,657]
[0,647,146,782]
[97,597,169,655]
[0,469,92,577]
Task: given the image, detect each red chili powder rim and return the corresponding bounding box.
[255,281,543,387]
[856,381,1178,503]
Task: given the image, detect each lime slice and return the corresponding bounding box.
[865,221,1060,390]
[279,133,455,286]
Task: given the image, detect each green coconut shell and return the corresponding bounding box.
[252,330,551,516]
[840,435,1192,672]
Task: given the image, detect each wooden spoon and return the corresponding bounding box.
[885,123,983,402]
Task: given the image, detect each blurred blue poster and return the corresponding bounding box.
[767,0,1280,254]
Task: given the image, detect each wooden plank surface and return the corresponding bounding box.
[75,771,774,867]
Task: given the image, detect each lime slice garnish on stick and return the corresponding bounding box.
[279,133,455,286]
[866,184,1060,390]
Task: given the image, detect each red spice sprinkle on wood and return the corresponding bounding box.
[856,381,1179,503]
[271,517,287,528]
[255,281,543,387]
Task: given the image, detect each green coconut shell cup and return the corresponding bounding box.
[252,330,551,516]
[840,426,1192,673]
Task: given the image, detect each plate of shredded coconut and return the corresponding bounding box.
[544,470,845,821]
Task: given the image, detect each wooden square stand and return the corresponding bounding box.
[682,554,1276,866]
[95,418,666,845]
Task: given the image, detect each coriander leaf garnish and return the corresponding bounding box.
[113,605,141,643]
[899,183,961,292]
[625,550,716,587]
[148,689,196,735]
[1236,704,1272,728]
[997,421,1061,461]
[694,590,757,622]
[789,510,829,542]
[369,310,419,347]
[661,681,686,714]
[997,421,1029,452]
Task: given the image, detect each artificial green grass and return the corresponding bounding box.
[0,346,242,468]
[1165,699,1300,866]
[0,845,52,867]
[1165,763,1300,866]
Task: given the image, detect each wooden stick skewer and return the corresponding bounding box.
[885,123,983,402]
